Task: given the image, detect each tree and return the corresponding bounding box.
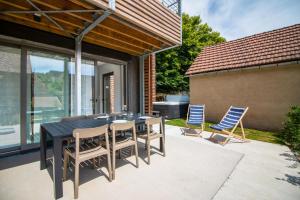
[156,13,226,93]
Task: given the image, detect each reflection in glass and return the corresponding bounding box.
[0,45,21,149]
[26,51,71,144]
[69,59,95,116]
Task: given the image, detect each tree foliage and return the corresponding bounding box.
[156,13,226,93]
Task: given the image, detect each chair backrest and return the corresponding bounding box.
[61,115,86,122]
[110,121,135,131]
[219,106,248,129]
[110,121,136,145]
[145,117,161,126]
[186,104,205,125]
[73,124,109,156]
[145,117,163,136]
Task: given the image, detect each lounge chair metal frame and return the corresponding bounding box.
[209,106,249,145]
[185,104,205,137]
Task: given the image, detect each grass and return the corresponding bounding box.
[166,118,283,144]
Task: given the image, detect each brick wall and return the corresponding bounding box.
[109,74,115,113]
[144,54,156,114]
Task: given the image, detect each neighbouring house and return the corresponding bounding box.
[186,24,300,131]
[0,0,182,156]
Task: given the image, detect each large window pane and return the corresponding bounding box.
[0,45,21,149]
[26,51,71,144]
[70,59,95,116]
[81,60,95,115]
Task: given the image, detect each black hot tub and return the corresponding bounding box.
[153,95,189,119]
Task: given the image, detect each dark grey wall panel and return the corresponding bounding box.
[0,20,132,61]
[127,56,140,113]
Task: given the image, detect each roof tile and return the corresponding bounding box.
[186,24,300,75]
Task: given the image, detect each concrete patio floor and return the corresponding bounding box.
[0,125,299,200]
[167,125,300,200]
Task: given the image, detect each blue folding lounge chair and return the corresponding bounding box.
[185,104,205,136]
[210,106,249,145]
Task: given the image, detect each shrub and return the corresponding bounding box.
[281,106,300,154]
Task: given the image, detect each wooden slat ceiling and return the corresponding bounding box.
[0,0,181,56]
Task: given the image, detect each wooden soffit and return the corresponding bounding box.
[0,0,181,56]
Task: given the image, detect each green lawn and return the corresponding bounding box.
[166,118,283,144]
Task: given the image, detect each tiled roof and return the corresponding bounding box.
[186,24,300,75]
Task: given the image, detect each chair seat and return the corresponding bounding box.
[65,141,109,162]
[187,120,203,125]
[110,135,131,143]
[110,135,136,150]
[210,124,232,131]
[137,131,162,140]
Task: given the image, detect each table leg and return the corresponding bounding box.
[53,137,63,199]
[40,126,47,170]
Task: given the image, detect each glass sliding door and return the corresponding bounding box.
[81,60,95,115]
[26,50,71,144]
[0,45,21,150]
[0,42,126,153]
[70,59,95,116]
[97,63,126,114]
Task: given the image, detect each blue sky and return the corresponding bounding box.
[182,0,300,41]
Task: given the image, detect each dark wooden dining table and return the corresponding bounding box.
[40,115,165,199]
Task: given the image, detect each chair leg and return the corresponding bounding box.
[209,130,215,139]
[144,139,147,150]
[112,150,116,180]
[106,154,112,182]
[63,151,69,181]
[162,136,166,157]
[134,143,139,168]
[184,124,189,136]
[240,121,246,141]
[93,158,97,169]
[147,140,151,165]
[130,145,134,156]
[118,149,122,159]
[74,161,80,199]
[222,136,230,146]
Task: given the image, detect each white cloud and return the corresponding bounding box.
[182,0,300,41]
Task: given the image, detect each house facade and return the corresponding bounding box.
[187,24,300,131]
[0,0,182,154]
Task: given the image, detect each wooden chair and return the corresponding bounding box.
[209,106,249,145]
[63,125,112,199]
[110,121,139,180]
[137,117,165,165]
[185,104,205,137]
